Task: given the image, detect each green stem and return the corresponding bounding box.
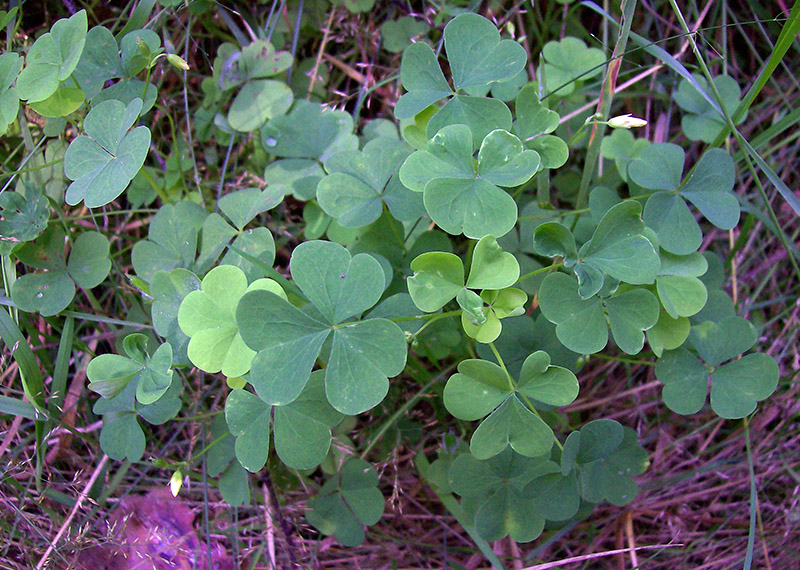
[359,368,452,460]
[516,262,564,285]
[572,0,638,220]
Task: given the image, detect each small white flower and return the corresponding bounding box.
[607,114,647,129]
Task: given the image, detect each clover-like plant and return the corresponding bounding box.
[399,124,539,238]
[11,226,111,316]
[629,145,739,255]
[656,316,779,418]
[305,458,385,547]
[444,351,579,459]
[63,98,151,208]
[236,240,407,415]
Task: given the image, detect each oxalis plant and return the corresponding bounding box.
[0,7,783,555]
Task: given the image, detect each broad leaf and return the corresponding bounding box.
[400,124,533,239]
[262,100,358,161]
[538,273,659,355]
[306,458,384,547]
[674,74,744,143]
[449,449,556,542]
[656,318,779,418]
[317,138,419,227]
[237,241,407,414]
[66,231,111,289]
[541,37,605,96]
[178,265,285,378]
[64,98,151,208]
[16,10,87,102]
[444,352,577,459]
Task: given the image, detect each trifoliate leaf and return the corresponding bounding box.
[178,264,285,378]
[16,10,87,103]
[306,458,384,547]
[64,98,151,208]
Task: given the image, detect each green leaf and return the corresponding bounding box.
[262,100,358,161]
[689,317,756,367]
[86,354,142,399]
[238,241,407,413]
[681,148,739,230]
[576,201,659,294]
[151,269,201,366]
[16,10,87,102]
[11,270,75,316]
[131,202,207,282]
[541,37,605,96]
[87,337,174,405]
[0,191,49,246]
[225,389,272,472]
[64,98,151,208]
[407,252,465,312]
[73,26,123,99]
[628,143,684,191]
[317,138,417,227]
[290,240,385,323]
[100,412,145,461]
[538,272,606,354]
[444,353,577,459]
[466,234,520,290]
[674,74,744,143]
[538,273,659,355]
[135,342,174,405]
[574,422,648,505]
[711,354,779,419]
[400,124,532,238]
[67,231,111,289]
[264,159,325,201]
[196,213,238,272]
[476,129,540,187]
[306,458,384,547]
[517,350,579,406]
[646,312,690,357]
[604,288,660,354]
[656,319,779,419]
[92,78,157,113]
[273,371,344,469]
[642,192,700,256]
[526,471,581,521]
[0,52,21,135]
[516,84,560,139]
[444,13,527,91]
[381,16,429,53]
[119,29,161,76]
[28,86,84,118]
[448,449,554,542]
[633,145,739,254]
[228,79,293,132]
[220,226,277,282]
[394,42,452,120]
[426,95,513,146]
[600,129,649,182]
[178,265,285,377]
[219,187,281,230]
[327,318,407,414]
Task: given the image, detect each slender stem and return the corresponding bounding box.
[359,368,453,460]
[516,262,564,285]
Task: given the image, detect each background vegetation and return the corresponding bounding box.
[1,0,798,569]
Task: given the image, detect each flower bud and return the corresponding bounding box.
[607,114,647,129]
[169,469,183,497]
[167,53,190,71]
